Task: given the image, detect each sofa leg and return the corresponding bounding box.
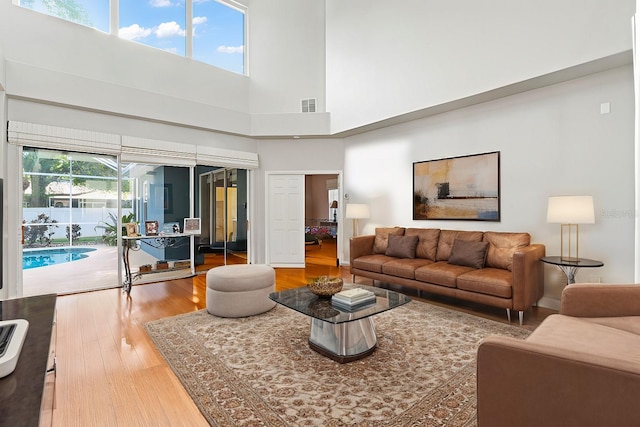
[506,308,511,323]
[352,274,355,283]
[519,311,524,326]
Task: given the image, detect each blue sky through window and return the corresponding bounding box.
[193,1,245,74]
[119,0,187,56]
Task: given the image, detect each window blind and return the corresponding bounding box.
[196,145,259,169]
[7,121,121,155]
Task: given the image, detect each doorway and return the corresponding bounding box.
[305,174,339,267]
[22,147,120,295]
[196,167,248,271]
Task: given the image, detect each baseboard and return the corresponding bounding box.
[537,296,560,311]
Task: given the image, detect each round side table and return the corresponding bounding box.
[541,256,604,284]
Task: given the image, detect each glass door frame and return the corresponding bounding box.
[198,167,248,266]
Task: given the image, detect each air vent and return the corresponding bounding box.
[301,98,317,113]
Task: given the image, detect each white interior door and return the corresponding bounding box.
[267,174,305,267]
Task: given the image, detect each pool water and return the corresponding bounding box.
[23,247,97,270]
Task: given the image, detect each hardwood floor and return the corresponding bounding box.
[52,243,554,426]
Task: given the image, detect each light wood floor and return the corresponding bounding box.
[52,242,554,426]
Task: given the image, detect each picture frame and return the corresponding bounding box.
[144,220,159,236]
[413,151,500,221]
[125,222,139,237]
[183,218,201,235]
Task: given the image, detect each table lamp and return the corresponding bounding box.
[547,195,595,262]
[345,203,370,237]
[330,200,338,222]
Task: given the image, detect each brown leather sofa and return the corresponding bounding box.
[350,227,545,324]
[477,284,640,427]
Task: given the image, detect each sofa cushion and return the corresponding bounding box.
[448,239,489,269]
[436,230,484,261]
[527,315,640,369]
[483,231,530,271]
[352,254,396,273]
[373,227,406,254]
[456,268,512,298]
[582,316,640,336]
[415,261,475,288]
[382,258,434,280]
[385,234,419,258]
[405,228,440,261]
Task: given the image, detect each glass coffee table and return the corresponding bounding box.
[269,284,411,363]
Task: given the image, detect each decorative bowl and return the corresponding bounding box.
[308,276,343,297]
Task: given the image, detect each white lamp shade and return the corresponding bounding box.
[345,203,370,219]
[547,196,595,224]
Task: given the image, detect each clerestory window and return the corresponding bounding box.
[15,0,247,75]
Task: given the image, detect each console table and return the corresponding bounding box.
[0,294,57,427]
[121,234,192,294]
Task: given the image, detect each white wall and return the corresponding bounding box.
[248,0,326,115]
[326,0,635,134]
[341,65,634,307]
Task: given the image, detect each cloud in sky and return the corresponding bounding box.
[217,45,244,54]
[193,16,207,25]
[149,0,172,7]
[119,24,153,40]
[156,21,186,38]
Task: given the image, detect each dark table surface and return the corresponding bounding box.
[0,294,56,427]
[270,284,411,324]
[541,256,604,268]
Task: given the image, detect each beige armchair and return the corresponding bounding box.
[476,284,640,427]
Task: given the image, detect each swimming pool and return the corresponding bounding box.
[23,247,97,270]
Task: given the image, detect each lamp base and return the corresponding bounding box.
[560,224,580,262]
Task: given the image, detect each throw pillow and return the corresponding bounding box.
[448,239,489,269]
[436,230,484,261]
[385,234,419,259]
[483,232,531,271]
[373,227,406,254]
[405,228,440,260]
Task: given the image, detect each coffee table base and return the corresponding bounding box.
[308,317,377,363]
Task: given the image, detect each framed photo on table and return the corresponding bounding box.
[125,222,139,237]
[183,218,201,235]
[144,220,159,236]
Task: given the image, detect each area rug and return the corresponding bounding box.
[145,301,529,426]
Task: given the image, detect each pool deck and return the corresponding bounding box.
[23,245,121,296]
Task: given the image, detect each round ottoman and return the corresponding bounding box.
[206,264,276,317]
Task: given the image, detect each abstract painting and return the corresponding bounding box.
[413,151,500,221]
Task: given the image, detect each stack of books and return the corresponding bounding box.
[331,288,377,310]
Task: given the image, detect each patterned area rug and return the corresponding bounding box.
[145,301,529,426]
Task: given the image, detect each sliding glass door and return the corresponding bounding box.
[120,162,193,285]
[197,167,248,269]
[20,147,244,295]
[22,147,120,296]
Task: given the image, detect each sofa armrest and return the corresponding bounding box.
[477,335,640,427]
[510,243,545,311]
[349,235,375,266]
[560,283,640,317]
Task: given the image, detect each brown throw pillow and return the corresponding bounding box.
[448,239,489,269]
[385,234,419,259]
[373,227,405,254]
